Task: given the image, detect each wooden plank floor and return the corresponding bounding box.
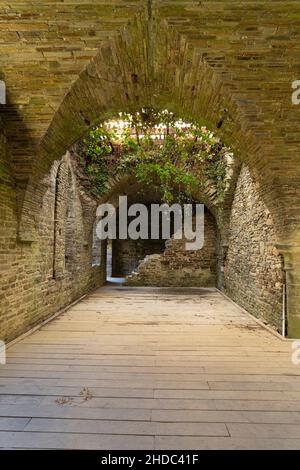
[0,285,299,449]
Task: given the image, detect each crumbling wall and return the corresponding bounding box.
[126,211,217,287]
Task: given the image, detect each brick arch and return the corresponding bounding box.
[39,24,258,175]
[1,1,300,338]
[16,13,299,248]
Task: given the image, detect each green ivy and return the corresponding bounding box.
[78,109,229,203]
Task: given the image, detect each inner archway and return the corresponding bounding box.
[63,108,285,334]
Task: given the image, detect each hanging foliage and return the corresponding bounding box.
[77,108,230,203]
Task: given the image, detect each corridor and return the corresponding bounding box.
[0,286,299,449]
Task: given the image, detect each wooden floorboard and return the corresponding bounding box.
[0,285,299,449]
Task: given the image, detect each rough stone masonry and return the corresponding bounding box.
[0,1,300,338]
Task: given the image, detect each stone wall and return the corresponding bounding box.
[126,210,217,287]
[0,132,288,342]
[1,2,300,337]
[112,239,166,276]
[224,165,284,331]
[0,150,105,343]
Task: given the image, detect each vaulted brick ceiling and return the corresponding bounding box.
[0,1,300,241]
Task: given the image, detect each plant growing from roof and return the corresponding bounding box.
[77,108,231,203]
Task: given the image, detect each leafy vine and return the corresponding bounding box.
[75,108,230,204]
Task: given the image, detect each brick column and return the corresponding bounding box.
[277,244,300,338]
